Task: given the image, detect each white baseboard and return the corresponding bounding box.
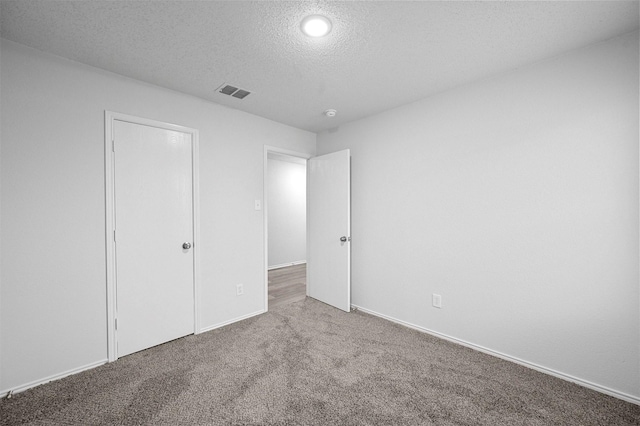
[0,359,108,399]
[268,260,306,271]
[198,309,265,334]
[351,304,640,406]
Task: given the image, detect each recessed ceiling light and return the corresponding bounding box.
[301,15,332,37]
[324,109,337,117]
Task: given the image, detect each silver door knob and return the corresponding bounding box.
[340,236,347,242]
[182,242,192,249]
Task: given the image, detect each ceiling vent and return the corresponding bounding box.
[217,83,251,100]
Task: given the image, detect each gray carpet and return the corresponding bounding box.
[2,298,639,425]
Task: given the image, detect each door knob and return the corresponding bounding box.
[182,242,192,250]
[340,236,347,242]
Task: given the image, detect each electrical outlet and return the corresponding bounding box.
[432,293,442,308]
[236,284,244,296]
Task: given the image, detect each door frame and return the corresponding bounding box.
[105,111,201,362]
[263,146,312,311]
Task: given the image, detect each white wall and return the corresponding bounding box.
[267,157,306,268]
[317,31,639,401]
[0,39,316,393]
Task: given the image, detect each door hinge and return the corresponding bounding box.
[112,139,115,152]
[113,230,116,242]
[115,318,117,330]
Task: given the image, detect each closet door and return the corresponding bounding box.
[113,119,195,357]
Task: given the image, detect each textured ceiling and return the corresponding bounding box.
[1,1,638,133]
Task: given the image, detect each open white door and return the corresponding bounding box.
[307,149,351,312]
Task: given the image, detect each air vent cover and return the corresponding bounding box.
[232,89,251,99]
[219,84,238,95]
[216,83,251,100]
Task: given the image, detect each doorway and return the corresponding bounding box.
[265,150,309,309]
[263,147,351,313]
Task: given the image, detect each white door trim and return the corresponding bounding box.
[263,145,312,311]
[105,111,201,362]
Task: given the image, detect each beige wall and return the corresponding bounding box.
[0,39,315,392]
[318,31,640,400]
[267,157,306,268]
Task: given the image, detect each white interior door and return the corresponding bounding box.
[114,119,195,357]
[307,149,351,312]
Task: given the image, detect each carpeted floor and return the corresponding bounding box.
[2,298,639,425]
